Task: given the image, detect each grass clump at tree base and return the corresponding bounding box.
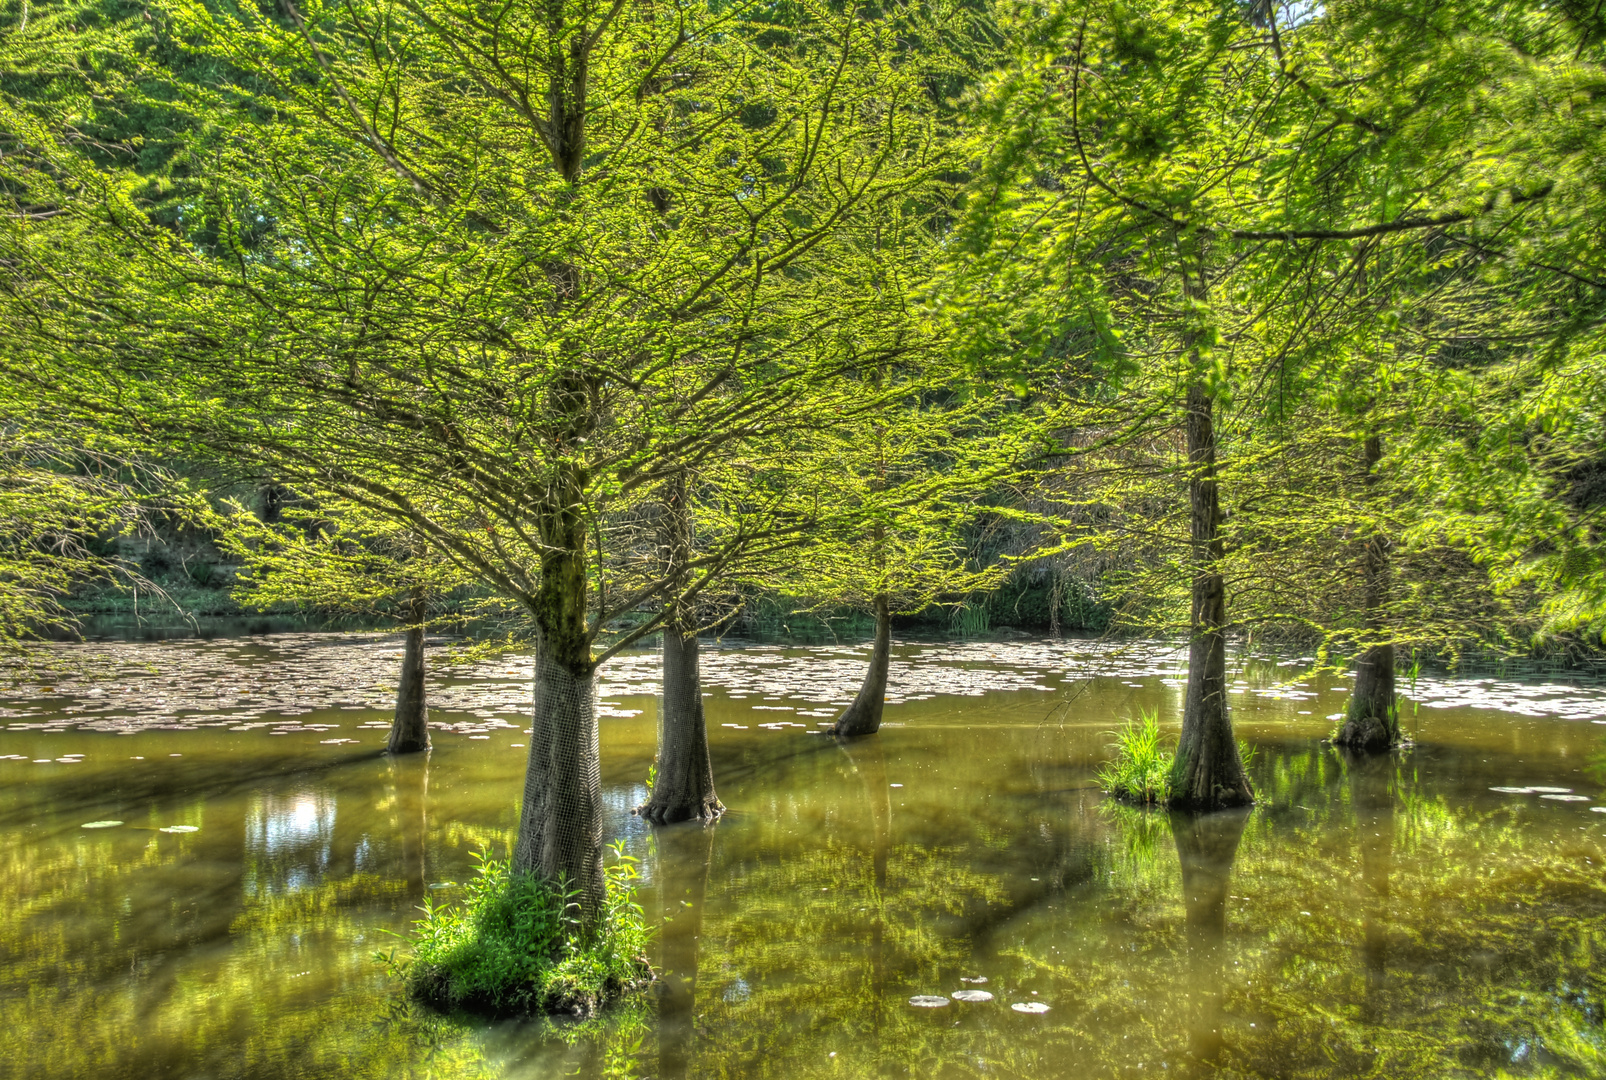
[1098,710,1174,804]
[388,846,652,1018]
[1098,711,1259,806]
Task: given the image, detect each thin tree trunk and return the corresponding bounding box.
[640,471,723,824]
[1172,807,1250,1067]
[513,452,605,927]
[830,593,891,737]
[640,621,723,823]
[1171,375,1253,809]
[387,590,430,754]
[1336,435,1400,751]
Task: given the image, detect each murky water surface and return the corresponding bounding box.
[4,635,1605,1079]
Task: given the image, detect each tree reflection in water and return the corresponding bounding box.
[654,821,715,1080]
[1171,806,1251,1070]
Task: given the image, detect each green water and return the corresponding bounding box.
[2,636,1604,1079]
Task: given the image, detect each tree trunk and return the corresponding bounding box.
[1336,435,1400,752]
[515,641,603,922]
[639,621,724,824]
[1171,379,1253,809]
[1172,807,1250,1068]
[513,452,605,928]
[639,471,723,824]
[830,594,891,738]
[387,591,430,754]
[655,823,715,1080]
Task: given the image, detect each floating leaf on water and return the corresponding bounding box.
[907,996,950,1008]
[158,825,199,833]
[81,821,123,829]
[1529,787,1572,794]
[1541,794,1590,801]
[952,990,994,1003]
[1490,786,1535,794]
[1011,1002,1050,1014]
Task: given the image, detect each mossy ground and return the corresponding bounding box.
[389,848,653,1019]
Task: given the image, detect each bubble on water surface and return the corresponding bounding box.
[952,990,994,1002]
[907,996,949,1008]
[1011,1002,1050,1014]
[80,821,122,829]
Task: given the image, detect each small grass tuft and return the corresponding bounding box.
[1098,710,1175,804]
[386,844,653,1018]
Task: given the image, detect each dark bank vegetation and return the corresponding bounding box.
[2,0,1605,1017]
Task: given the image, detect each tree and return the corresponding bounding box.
[763,375,1020,738]
[219,495,480,753]
[1,0,955,922]
[941,0,1606,790]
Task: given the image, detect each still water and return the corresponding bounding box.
[2,635,1604,1079]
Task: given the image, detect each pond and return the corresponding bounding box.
[3,634,1604,1079]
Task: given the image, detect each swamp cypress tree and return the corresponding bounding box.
[1,0,956,923]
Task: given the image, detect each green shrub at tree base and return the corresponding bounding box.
[391,848,652,1019]
[1097,711,1175,804]
[1098,712,1260,807]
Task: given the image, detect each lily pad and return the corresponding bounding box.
[81,821,123,829]
[908,996,950,1008]
[158,825,199,834]
[1540,794,1590,801]
[1011,1002,1051,1014]
[952,990,994,1003]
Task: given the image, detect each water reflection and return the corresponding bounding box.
[1172,807,1250,1068]
[1,641,1604,1079]
[246,791,336,893]
[1345,750,1395,1019]
[655,823,715,1080]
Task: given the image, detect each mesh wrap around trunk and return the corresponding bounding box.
[514,645,605,920]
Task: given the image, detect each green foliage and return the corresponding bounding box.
[396,847,651,1018]
[0,421,202,655]
[1097,710,1173,804]
[948,600,990,636]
